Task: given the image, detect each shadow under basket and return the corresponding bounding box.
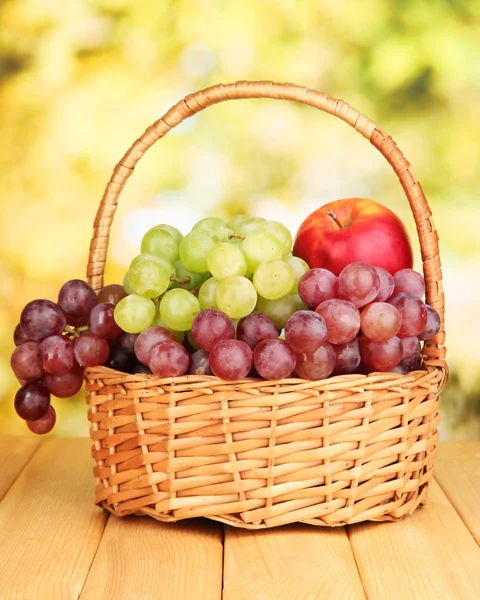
[85,80,448,529]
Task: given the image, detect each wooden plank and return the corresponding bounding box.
[0,438,108,598]
[0,436,40,501]
[80,516,223,600]
[435,441,480,545]
[223,524,365,600]
[348,480,480,600]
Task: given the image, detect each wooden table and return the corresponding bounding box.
[0,438,478,599]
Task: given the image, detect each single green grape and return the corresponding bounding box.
[256,295,297,329]
[285,255,310,294]
[198,277,219,310]
[148,224,183,245]
[152,311,185,343]
[253,260,295,300]
[130,253,175,277]
[128,260,170,299]
[207,243,247,280]
[171,260,210,291]
[241,230,283,272]
[228,214,250,232]
[216,276,257,319]
[114,294,156,334]
[235,216,265,238]
[258,221,293,257]
[141,228,179,263]
[159,288,200,331]
[192,217,233,242]
[179,230,217,273]
[123,272,134,295]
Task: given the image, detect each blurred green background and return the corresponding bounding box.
[1,0,479,438]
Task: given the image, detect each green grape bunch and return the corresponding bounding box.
[114,216,304,337]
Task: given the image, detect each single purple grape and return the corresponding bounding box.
[338,262,380,308]
[285,310,327,353]
[11,341,44,382]
[88,303,122,339]
[20,299,66,341]
[27,406,56,435]
[58,279,98,318]
[388,293,427,337]
[359,334,402,372]
[393,269,425,299]
[134,327,176,365]
[103,344,135,372]
[209,340,252,381]
[191,309,235,352]
[418,305,441,340]
[295,343,336,380]
[97,284,127,305]
[298,268,338,309]
[332,338,361,375]
[15,382,50,421]
[117,332,139,353]
[188,349,213,375]
[315,299,360,345]
[253,338,296,380]
[38,335,75,375]
[74,333,110,367]
[45,363,84,398]
[148,341,189,377]
[236,313,279,349]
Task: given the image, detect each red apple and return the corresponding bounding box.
[293,198,413,276]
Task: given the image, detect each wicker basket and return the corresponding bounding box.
[85,80,448,529]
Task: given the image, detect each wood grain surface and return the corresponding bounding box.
[0,436,39,501]
[435,440,480,545]
[81,517,223,600]
[224,524,365,600]
[0,439,107,599]
[348,480,480,600]
[0,439,478,600]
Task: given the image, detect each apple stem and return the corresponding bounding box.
[326,210,343,229]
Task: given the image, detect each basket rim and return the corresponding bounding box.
[84,363,447,394]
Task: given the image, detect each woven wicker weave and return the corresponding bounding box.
[85,81,448,529]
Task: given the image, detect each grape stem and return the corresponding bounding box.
[326,209,344,229]
[64,324,88,340]
[169,274,191,289]
[228,233,244,240]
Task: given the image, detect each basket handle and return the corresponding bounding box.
[87,80,447,375]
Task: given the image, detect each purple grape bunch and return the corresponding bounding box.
[11,281,128,435]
